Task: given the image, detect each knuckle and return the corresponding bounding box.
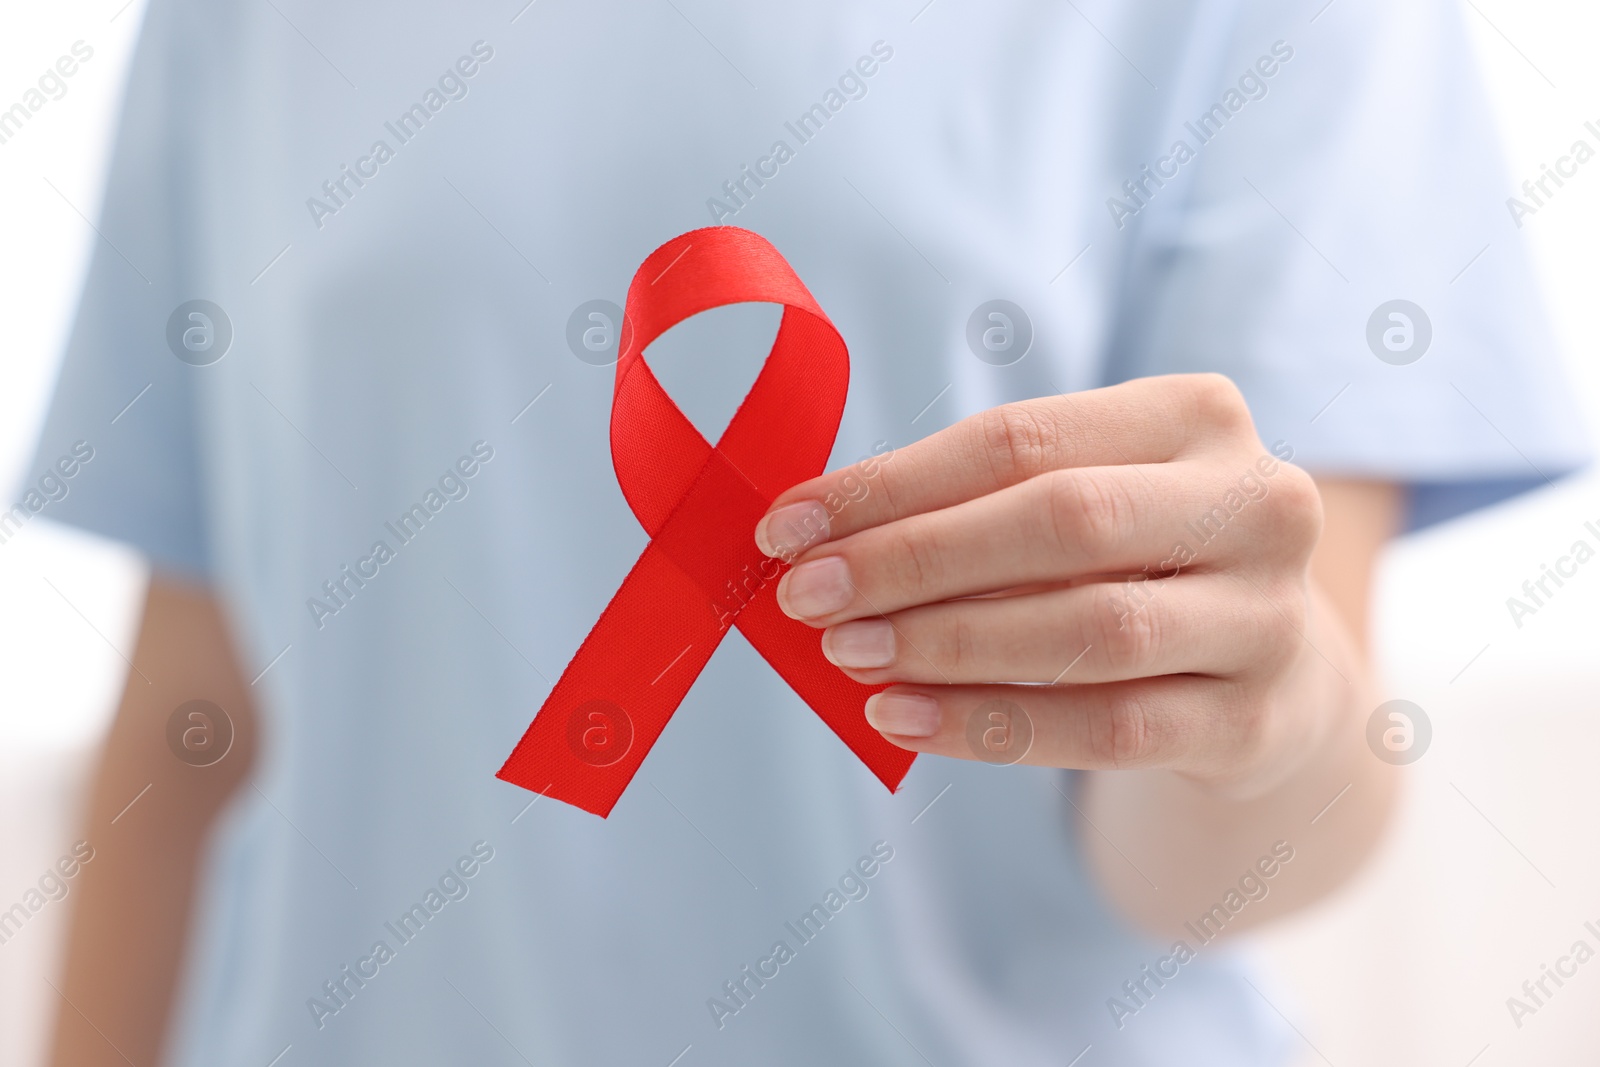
[1091,690,1160,768]
[872,464,905,522]
[1225,687,1279,768]
[1270,580,1309,653]
[946,610,980,675]
[1265,464,1324,556]
[980,403,1057,483]
[1243,577,1306,675]
[1203,686,1269,770]
[1184,373,1252,436]
[1044,469,1127,558]
[887,525,941,598]
[1100,586,1163,674]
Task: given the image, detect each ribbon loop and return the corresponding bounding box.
[498,227,915,817]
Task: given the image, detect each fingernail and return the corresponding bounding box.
[778,556,852,619]
[823,619,896,669]
[756,501,830,558]
[865,693,940,737]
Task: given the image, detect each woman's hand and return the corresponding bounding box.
[755,374,1334,797]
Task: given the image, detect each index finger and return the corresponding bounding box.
[755,374,1225,557]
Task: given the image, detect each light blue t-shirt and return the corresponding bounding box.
[31,0,1586,1064]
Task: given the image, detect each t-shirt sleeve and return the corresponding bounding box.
[26,0,212,577]
[1104,0,1590,531]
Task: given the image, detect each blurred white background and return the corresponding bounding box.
[0,1,1595,1064]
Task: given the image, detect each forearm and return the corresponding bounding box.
[1076,472,1405,940]
[49,577,255,1067]
[1078,584,1396,938]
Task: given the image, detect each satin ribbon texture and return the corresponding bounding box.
[497,227,916,817]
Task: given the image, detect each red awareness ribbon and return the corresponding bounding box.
[497,227,916,817]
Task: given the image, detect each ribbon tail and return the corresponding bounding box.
[497,540,728,817]
[733,591,916,794]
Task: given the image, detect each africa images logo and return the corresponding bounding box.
[166,300,233,366]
